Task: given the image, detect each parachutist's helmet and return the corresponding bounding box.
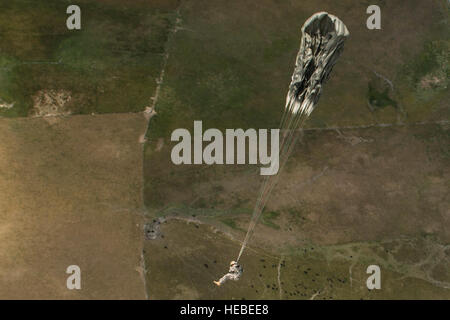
[230,261,237,266]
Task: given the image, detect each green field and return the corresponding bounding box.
[0,0,179,117]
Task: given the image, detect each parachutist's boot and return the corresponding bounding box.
[213,280,221,286]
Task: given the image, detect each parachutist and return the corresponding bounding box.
[213,261,243,286]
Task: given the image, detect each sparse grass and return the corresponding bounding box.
[403,40,449,86]
[413,124,450,161]
[0,0,179,117]
[397,38,449,121]
[220,217,246,232]
[261,211,280,230]
[0,114,147,298]
[145,219,450,299]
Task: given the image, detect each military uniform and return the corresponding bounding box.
[214,261,243,286]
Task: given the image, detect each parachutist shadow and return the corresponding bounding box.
[213,261,243,287]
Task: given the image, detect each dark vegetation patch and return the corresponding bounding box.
[367,82,397,110]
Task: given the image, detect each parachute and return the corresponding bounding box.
[235,12,350,264]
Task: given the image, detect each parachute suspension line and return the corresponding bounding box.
[236,107,292,262]
[236,109,308,263]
